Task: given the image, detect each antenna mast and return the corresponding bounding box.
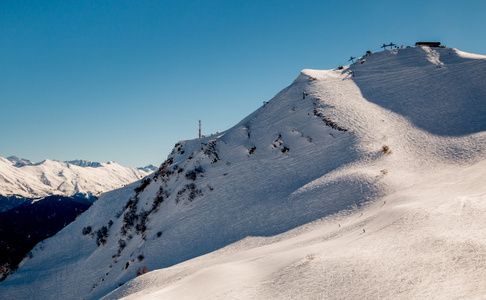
[199,120,201,139]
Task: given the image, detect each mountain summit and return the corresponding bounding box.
[2,46,486,299]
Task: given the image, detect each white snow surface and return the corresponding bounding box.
[0,157,152,199]
[1,46,486,299]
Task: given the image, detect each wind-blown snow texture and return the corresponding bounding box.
[2,47,486,299]
[0,157,154,200]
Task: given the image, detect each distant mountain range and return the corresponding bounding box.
[0,156,156,210]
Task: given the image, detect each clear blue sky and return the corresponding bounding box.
[1,0,485,167]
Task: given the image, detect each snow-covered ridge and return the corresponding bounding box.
[137,164,158,173]
[0,156,154,199]
[2,46,486,299]
[65,159,103,168]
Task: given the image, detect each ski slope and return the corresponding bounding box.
[105,159,486,300]
[1,46,485,299]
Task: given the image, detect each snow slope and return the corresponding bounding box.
[104,159,486,300]
[0,157,154,200]
[1,46,486,299]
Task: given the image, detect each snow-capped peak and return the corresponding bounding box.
[6,156,33,168]
[137,164,158,173]
[66,159,103,168]
[0,157,154,199]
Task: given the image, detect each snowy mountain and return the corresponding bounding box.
[0,157,153,201]
[2,46,486,299]
[137,164,158,173]
[6,156,34,168]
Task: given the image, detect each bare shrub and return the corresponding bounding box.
[134,178,151,194]
[381,145,392,155]
[185,166,204,181]
[0,263,10,275]
[137,266,149,276]
[82,226,92,235]
[96,226,109,246]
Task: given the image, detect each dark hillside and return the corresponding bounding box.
[0,196,91,280]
